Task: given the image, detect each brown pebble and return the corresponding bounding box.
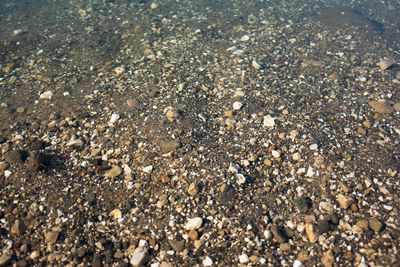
[369,101,393,114]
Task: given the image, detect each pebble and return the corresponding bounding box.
[143,165,153,173]
[305,223,318,243]
[337,194,354,209]
[188,229,199,240]
[104,166,122,179]
[109,209,122,219]
[240,35,250,41]
[249,255,259,263]
[271,150,280,158]
[252,60,261,69]
[109,113,120,124]
[114,66,125,74]
[368,218,383,232]
[232,101,243,110]
[293,196,311,213]
[203,256,213,266]
[165,107,179,122]
[44,231,59,244]
[39,90,54,99]
[11,219,26,234]
[293,260,303,267]
[66,138,84,147]
[292,152,301,161]
[168,239,184,252]
[0,161,9,170]
[270,225,287,243]
[263,115,275,128]
[159,139,181,152]
[194,239,204,249]
[321,250,334,267]
[130,247,149,267]
[4,150,23,164]
[185,217,203,230]
[0,255,11,266]
[239,253,249,264]
[369,101,394,114]
[188,183,199,196]
[150,2,158,9]
[378,59,395,70]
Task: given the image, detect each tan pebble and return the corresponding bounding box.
[188,229,198,240]
[224,110,234,118]
[357,127,366,135]
[363,120,371,128]
[109,209,122,219]
[188,183,198,196]
[356,219,369,230]
[165,107,179,122]
[264,158,272,167]
[44,231,59,244]
[321,250,335,267]
[249,255,259,263]
[330,73,340,80]
[280,243,291,250]
[369,101,394,114]
[337,194,354,209]
[298,250,309,261]
[305,223,318,243]
[194,239,204,249]
[16,107,25,113]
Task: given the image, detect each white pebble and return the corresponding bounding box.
[203,256,213,266]
[143,165,153,173]
[263,115,275,128]
[236,173,246,185]
[4,170,12,178]
[271,150,281,158]
[228,162,240,173]
[252,60,261,69]
[130,247,149,266]
[240,35,250,41]
[114,66,125,74]
[150,2,158,9]
[13,29,23,35]
[39,90,54,100]
[232,101,243,110]
[185,217,203,230]
[292,152,301,161]
[309,144,318,150]
[239,254,249,264]
[109,113,120,124]
[293,260,303,267]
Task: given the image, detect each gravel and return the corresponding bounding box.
[0,0,400,266]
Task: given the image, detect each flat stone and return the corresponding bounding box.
[11,219,26,234]
[130,246,149,267]
[369,101,394,114]
[0,255,11,266]
[104,165,122,179]
[337,194,354,209]
[239,254,249,264]
[217,185,235,205]
[5,150,23,164]
[369,218,383,232]
[321,250,334,267]
[168,239,184,252]
[378,59,395,70]
[158,139,181,152]
[293,196,312,213]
